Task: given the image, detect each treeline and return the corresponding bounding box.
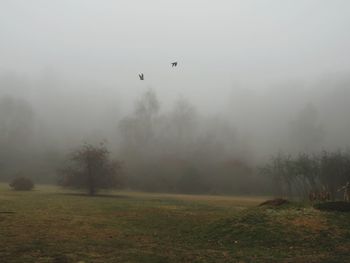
[0,90,260,194]
[1,84,350,196]
[261,151,350,199]
[117,90,259,194]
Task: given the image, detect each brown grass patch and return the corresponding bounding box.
[290,216,328,232]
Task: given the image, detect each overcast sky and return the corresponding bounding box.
[1,1,350,160]
[1,1,350,112]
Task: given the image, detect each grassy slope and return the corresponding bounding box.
[0,184,349,263]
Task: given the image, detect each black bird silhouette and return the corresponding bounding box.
[171,62,178,67]
[138,73,144,80]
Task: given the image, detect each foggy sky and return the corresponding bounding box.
[1,1,350,161]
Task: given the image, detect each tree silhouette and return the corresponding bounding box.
[59,143,122,195]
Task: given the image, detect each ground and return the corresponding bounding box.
[0,184,349,263]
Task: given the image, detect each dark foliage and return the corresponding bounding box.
[314,201,350,212]
[9,177,34,191]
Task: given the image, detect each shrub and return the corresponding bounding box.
[314,201,350,212]
[9,177,34,191]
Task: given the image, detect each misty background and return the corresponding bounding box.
[1,1,350,194]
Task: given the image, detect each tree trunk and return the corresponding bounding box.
[87,156,95,196]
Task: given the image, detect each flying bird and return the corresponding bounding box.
[138,73,144,80]
[171,62,178,67]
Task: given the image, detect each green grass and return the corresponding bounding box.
[0,184,349,262]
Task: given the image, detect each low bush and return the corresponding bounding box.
[314,201,350,212]
[9,177,34,191]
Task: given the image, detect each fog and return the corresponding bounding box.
[1,1,350,193]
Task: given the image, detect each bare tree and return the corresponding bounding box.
[119,89,160,156]
[59,143,122,195]
[319,150,350,201]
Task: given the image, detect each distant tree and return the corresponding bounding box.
[134,88,160,120]
[119,89,160,156]
[170,97,197,139]
[289,103,324,152]
[0,96,36,179]
[0,96,35,148]
[162,96,198,158]
[58,143,122,196]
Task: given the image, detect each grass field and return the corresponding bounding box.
[0,184,349,263]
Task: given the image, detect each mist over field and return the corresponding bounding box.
[1,1,350,194]
[2,2,350,262]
